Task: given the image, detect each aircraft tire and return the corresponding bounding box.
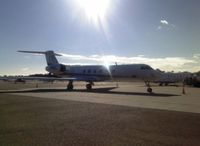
[147,87,152,93]
[86,84,92,90]
[67,84,73,91]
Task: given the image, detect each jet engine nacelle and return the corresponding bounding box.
[45,64,67,74]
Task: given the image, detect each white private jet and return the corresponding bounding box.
[11,50,161,93]
[155,71,192,86]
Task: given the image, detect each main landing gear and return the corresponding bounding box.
[86,82,94,90]
[67,81,94,91]
[67,80,73,91]
[145,81,153,93]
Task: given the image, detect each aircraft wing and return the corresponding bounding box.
[71,76,108,82]
[0,76,75,81]
[0,76,108,82]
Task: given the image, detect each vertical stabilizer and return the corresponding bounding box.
[44,51,60,65]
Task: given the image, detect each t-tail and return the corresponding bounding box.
[18,50,66,74]
[18,50,61,65]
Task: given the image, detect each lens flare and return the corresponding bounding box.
[75,0,110,25]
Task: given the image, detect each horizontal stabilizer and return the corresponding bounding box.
[18,50,62,65]
[18,50,62,56]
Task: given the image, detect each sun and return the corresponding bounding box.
[75,0,110,24]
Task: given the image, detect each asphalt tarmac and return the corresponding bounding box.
[3,82,200,113]
[0,81,200,146]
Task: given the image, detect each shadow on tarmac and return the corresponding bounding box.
[0,87,179,97]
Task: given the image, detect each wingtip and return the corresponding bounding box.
[55,53,62,56]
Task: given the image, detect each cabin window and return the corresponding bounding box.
[88,69,91,73]
[93,70,96,74]
[140,65,153,70]
[83,70,86,74]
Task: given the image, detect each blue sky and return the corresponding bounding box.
[0,0,200,75]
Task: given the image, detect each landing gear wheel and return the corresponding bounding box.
[67,81,74,91]
[147,87,152,93]
[67,84,73,91]
[86,84,92,90]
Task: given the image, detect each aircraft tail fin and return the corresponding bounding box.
[18,50,62,65]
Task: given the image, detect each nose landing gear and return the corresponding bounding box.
[147,87,153,93]
[145,81,153,93]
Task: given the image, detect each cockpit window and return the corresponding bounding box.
[140,65,153,70]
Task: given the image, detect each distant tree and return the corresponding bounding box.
[196,71,200,76]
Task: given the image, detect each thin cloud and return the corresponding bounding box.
[160,20,169,25]
[157,26,162,30]
[60,53,199,72]
[21,67,29,71]
[193,54,200,59]
[158,19,175,30]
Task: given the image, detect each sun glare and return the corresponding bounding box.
[75,0,110,24]
[104,61,110,70]
[101,56,111,71]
